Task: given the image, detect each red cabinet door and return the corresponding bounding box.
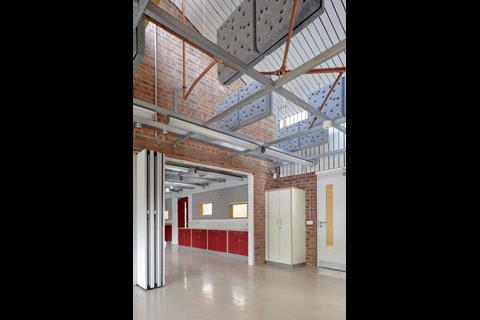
[184,229,191,247]
[228,231,240,254]
[165,225,172,241]
[198,229,207,249]
[238,232,248,256]
[208,230,216,251]
[216,230,227,252]
[192,229,207,249]
[191,229,198,248]
[178,229,184,246]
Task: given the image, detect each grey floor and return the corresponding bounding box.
[133,244,346,320]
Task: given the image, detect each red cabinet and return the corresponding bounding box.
[178,228,191,247]
[238,231,248,256]
[178,229,184,246]
[180,229,246,256]
[192,229,207,249]
[208,230,227,252]
[228,231,248,256]
[228,231,240,254]
[165,225,172,241]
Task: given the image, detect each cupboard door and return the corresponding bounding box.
[278,189,292,264]
[228,231,239,254]
[191,230,198,248]
[199,230,207,249]
[180,229,185,246]
[239,232,248,256]
[268,191,280,262]
[208,230,216,251]
[216,231,227,252]
[185,229,191,247]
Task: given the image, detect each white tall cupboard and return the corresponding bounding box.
[265,187,306,266]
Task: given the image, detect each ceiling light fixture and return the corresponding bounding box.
[165,181,198,189]
[195,169,245,182]
[165,164,190,173]
[260,146,313,166]
[133,105,157,121]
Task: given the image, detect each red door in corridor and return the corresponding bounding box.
[178,197,188,228]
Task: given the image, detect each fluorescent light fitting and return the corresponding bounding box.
[165,164,190,173]
[165,181,197,189]
[260,146,313,166]
[195,169,245,182]
[168,116,258,150]
[133,105,157,121]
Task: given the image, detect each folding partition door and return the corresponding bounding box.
[136,149,165,289]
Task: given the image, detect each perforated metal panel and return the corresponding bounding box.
[307,76,346,120]
[217,0,259,85]
[298,129,328,149]
[217,93,239,130]
[216,0,325,85]
[275,115,328,152]
[216,81,272,131]
[238,81,272,127]
[256,0,324,55]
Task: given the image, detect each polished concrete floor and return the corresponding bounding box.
[133,244,346,320]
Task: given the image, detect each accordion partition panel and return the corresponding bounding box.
[136,149,165,290]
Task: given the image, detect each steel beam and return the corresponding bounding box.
[224,124,328,161]
[260,67,346,76]
[142,3,345,150]
[172,40,346,146]
[133,0,149,31]
[133,17,145,74]
[133,101,313,166]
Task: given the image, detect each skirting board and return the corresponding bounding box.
[266,261,306,268]
[176,245,248,261]
[317,267,346,280]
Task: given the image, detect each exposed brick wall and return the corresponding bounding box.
[133,0,278,264]
[266,172,318,266]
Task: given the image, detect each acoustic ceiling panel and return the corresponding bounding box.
[216,81,272,130]
[216,0,325,85]
[216,93,239,130]
[307,75,346,120]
